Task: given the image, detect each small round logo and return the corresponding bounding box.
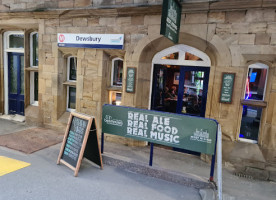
[59,34,65,42]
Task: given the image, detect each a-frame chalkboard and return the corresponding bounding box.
[57,112,103,176]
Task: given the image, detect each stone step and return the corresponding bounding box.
[102,152,215,190]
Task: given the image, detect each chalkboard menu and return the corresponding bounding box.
[220,73,235,103]
[61,116,88,167]
[126,67,136,93]
[57,112,103,176]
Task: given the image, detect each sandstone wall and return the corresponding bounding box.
[0,2,276,156]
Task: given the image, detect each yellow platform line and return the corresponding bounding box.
[0,156,31,176]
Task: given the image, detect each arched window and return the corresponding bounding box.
[152,44,211,66]
[150,44,211,117]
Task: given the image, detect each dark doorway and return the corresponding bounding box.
[8,52,24,115]
[151,64,210,117]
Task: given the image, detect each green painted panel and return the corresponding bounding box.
[160,0,182,44]
[102,105,217,155]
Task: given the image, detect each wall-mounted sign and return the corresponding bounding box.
[57,33,124,49]
[220,73,235,103]
[126,67,136,93]
[160,0,182,44]
[102,105,217,155]
[57,112,103,176]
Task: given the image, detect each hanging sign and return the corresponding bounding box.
[160,0,182,44]
[126,67,136,93]
[57,33,124,49]
[102,105,217,155]
[220,73,235,103]
[57,112,103,176]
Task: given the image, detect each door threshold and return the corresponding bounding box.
[0,114,25,123]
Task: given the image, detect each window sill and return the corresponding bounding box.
[240,99,267,108]
[67,108,76,112]
[238,138,258,144]
[63,81,76,86]
[31,101,38,106]
[107,86,122,91]
[25,67,39,72]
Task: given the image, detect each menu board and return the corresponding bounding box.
[57,112,103,176]
[126,67,136,93]
[220,73,235,103]
[61,116,88,167]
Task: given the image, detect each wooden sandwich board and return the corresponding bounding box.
[57,112,103,176]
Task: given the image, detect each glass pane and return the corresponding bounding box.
[32,33,38,66]
[182,71,204,116]
[154,65,179,113]
[245,68,267,100]
[112,59,123,86]
[34,72,38,101]
[161,52,179,60]
[9,34,24,48]
[20,56,24,95]
[68,87,76,109]
[239,106,262,141]
[110,92,122,105]
[185,52,203,61]
[9,55,18,94]
[69,57,77,81]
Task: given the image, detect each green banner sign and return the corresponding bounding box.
[160,0,182,44]
[102,105,217,155]
[220,73,235,103]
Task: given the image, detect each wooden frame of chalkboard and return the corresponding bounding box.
[125,67,136,93]
[57,112,103,176]
[219,73,235,104]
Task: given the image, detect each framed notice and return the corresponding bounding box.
[126,67,136,93]
[57,112,103,176]
[220,73,235,103]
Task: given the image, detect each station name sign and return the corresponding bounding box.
[57,33,124,49]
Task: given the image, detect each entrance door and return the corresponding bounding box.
[8,52,24,115]
[151,64,210,118]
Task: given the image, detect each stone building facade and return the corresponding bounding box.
[0,0,276,180]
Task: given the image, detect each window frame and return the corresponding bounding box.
[30,32,39,106]
[30,71,38,106]
[111,57,124,87]
[7,32,24,50]
[109,91,122,106]
[238,62,269,144]
[244,63,268,101]
[66,86,76,112]
[67,56,77,82]
[30,32,38,68]
[66,56,77,112]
